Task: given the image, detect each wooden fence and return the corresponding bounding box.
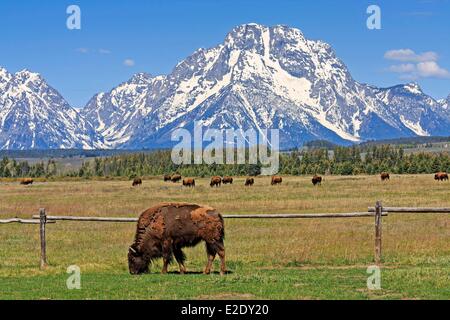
[2,201,449,269]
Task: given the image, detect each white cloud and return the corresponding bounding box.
[123,59,135,67]
[76,48,112,55]
[388,63,416,73]
[76,48,89,54]
[384,49,438,62]
[416,61,450,78]
[385,48,450,79]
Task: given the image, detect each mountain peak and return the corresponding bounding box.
[14,69,43,84]
[128,72,152,85]
[224,23,268,50]
[404,82,423,95]
[0,67,12,83]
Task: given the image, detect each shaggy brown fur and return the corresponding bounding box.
[171,174,182,183]
[222,176,233,184]
[380,173,390,181]
[210,176,222,187]
[132,178,142,187]
[312,175,322,186]
[128,203,226,275]
[182,178,195,187]
[163,174,172,182]
[245,177,254,186]
[271,176,282,185]
[20,178,33,185]
[435,172,448,181]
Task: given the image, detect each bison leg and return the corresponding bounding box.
[173,247,187,274]
[204,253,215,275]
[204,241,226,275]
[161,240,173,274]
[213,240,226,276]
[204,243,217,275]
[218,248,226,276]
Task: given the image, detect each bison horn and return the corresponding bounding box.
[129,247,137,254]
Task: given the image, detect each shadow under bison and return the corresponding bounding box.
[128,203,226,275]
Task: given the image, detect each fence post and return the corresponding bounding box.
[374,201,382,265]
[39,208,47,269]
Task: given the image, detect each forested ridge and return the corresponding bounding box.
[2,144,450,178]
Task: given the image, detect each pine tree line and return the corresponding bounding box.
[1,145,450,178]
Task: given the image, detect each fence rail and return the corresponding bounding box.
[31,212,387,222]
[0,218,55,224]
[368,207,450,213]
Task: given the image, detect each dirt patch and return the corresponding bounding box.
[196,293,255,300]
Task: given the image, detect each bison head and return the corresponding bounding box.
[128,246,149,275]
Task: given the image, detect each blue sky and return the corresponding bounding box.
[0,0,449,106]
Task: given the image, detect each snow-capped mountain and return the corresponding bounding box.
[1,23,450,150]
[0,68,104,149]
[372,83,450,137]
[439,94,450,111]
[83,23,450,149]
[82,73,162,148]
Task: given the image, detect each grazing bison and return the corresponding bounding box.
[163,174,172,182]
[20,178,33,185]
[380,173,390,181]
[210,176,222,187]
[132,178,142,187]
[434,172,449,181]
[245,177,254,186]
[171,174,182,183]
[128,203,226,275]
[222,176,233,184]
[271,176,282,185]
[182,178,195,187]
[312,175,322,186]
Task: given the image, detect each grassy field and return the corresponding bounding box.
[0,175,449,299]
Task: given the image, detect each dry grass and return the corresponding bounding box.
[0,175,449,299]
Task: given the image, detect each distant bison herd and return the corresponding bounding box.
[127,171,450,188]
[14,171,450,189]
[128,172,448,187]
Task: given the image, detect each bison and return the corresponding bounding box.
[163,174,172,182]
[222,176,233,184]
[210,176,222,187]
[245,177,254,186]
[128,203,226,275]
[380,173,390,181]
[171,174,182,183]
[132,178,142,187]
[434,172,449,181]
[182,178,195,187]
[271,176,282,185]
[20,178,33,185]
[312,175,322,186]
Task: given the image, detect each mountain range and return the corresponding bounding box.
[1,23,449,150]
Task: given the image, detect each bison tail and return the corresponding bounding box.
[218,213,225,240]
